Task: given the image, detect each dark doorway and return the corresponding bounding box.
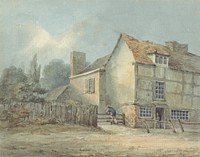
[156,108,165,128]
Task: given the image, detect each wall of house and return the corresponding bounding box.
[99,71,107,112]
[70,71,102,109]
[135,63,200,127]
[105,38,136,111]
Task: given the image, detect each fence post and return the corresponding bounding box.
[122,113,125,125]
[141,119,150,133]
[169,120,176,133]
[178,119,184,132]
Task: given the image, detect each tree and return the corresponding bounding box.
[41,59,70,90]
[0,65,47,103]
[0,66,27,102]
[29,54,41,84]
[0,66,28,85]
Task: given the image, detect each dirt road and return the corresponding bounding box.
[0,124,199,157]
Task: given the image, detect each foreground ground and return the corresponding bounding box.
[0,124,199,157]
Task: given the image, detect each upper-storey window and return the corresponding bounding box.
[155,55,168,65]
[85,78,95,94]
[155,81,165,100]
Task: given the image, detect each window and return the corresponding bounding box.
[155,81,165,100]
[164,57,167,64]
[139,107,152,118]
[155,55,168,65]
[171,110,189,120]
[85,78,95,93]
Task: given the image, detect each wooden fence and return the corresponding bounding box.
[0,102,98,127]
[97,113,125,125]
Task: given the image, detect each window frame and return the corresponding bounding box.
[154,81,165,100]
[155,54,168,65]
[171,110,189,120]
[85,78,95,94]
[139,107,152,118]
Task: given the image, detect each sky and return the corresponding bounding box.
[0,0,200,74]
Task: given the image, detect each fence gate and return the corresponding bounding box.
[97,113,125,125]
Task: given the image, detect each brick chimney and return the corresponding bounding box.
[70,51,86,76]
[165,41,188,53]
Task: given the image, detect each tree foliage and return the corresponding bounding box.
[29,54,41,84]
[0,81,47,103]
[0,66,28,85]
[41,59,70,90]
[0,54,47,103]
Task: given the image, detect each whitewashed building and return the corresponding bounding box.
[69,33,200,128]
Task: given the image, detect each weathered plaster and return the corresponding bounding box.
[166,93,182,108]
[166,82,182,94]
[137,65,154,77]
[194,74,200,85]
[182,96,192,108]
[70,71,100,106]
[105,38,135,108]
[165,69,183,82]
[184,72,193,84]
[155,67,165,78]
[184,84,193,95]
[193,85,200,96]
[137,79,152,90]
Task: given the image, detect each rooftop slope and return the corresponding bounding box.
[122,33,200,73]
[45,85,69,102]
[79,33,200,74]
[81,54,111,73]
[122,33,170,65]
[169,51,200,73]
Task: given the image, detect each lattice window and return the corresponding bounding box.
[155,81,165,100]
[171,110,189,120]
[155,55,168,65]
[139,107,152,118]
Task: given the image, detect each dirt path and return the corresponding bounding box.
[0,124,199,157]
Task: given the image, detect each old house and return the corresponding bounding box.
[45,85,70,103]
[69,33,200,128]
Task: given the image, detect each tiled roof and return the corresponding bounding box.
[79,33,200,74]
[168,51,200,73]
[122,33,200,73]
[122,33,170,64]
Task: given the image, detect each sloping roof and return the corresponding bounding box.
[45,85,69,101]
[122,33,170,64]
[169,51,200,73]
[78,33,200,75]
[122,33,200,73]
[81,54,111,73]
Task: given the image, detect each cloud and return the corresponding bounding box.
[15,16,118,72]
[16,23,76,72]
[0,15,117,75]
